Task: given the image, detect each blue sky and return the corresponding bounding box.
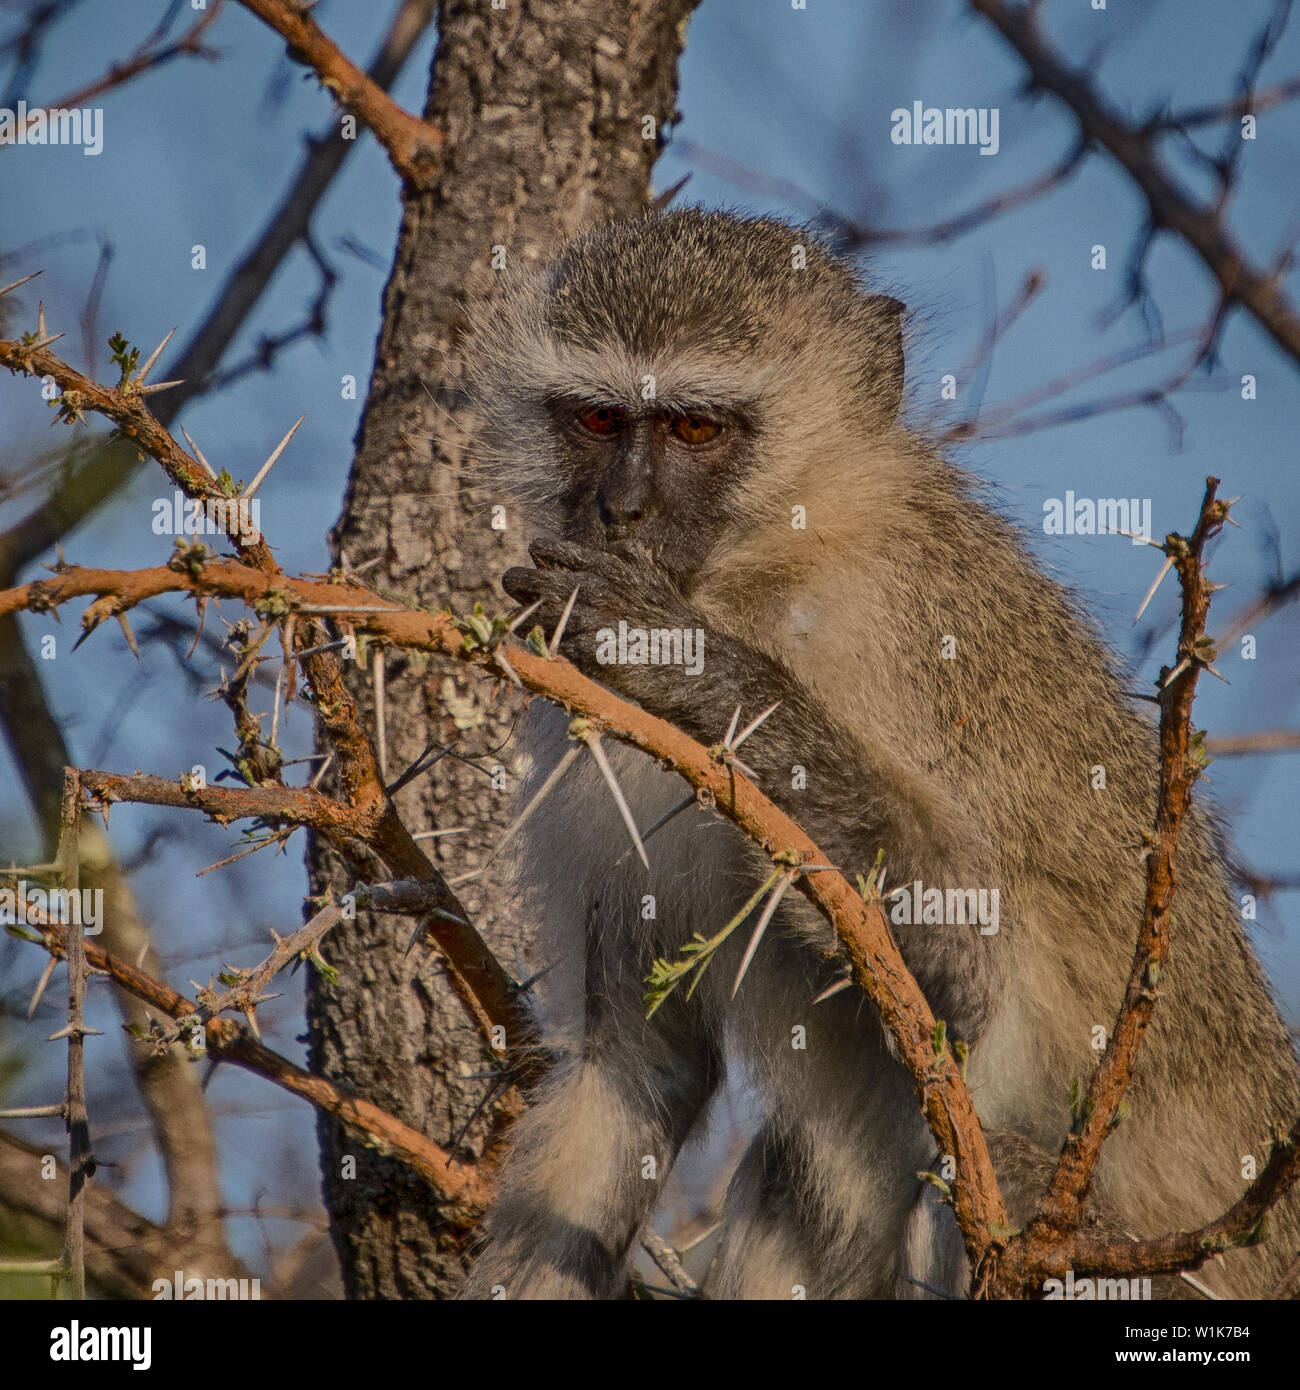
[1,0,1297,1278]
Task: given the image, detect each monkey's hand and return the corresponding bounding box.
[502,537,695,676]
[502,537,858,801]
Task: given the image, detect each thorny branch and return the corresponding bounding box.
[0,326,525,1053]
[18,909,489,1224]
[984,479,1300,1297]
[0,0,435,580]
[4,338,1298,1295]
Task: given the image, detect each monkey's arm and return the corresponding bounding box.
[504,539,1002,1037]
[503,538,977,878]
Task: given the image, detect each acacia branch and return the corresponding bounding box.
[70,767,519,1049]
[982,479,1300,1297]
[233,0,442,187]
[0,0,434,578]
[20,920,489,1223]
[1041,479,1227,1228]
[0,554,1010,1263]
[0,330,519,1047]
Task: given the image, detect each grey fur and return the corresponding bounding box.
[458,208,1300,1300]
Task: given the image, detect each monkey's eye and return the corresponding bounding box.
[573,404,629,437]
[669,414,721,446]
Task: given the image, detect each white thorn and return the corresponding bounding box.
[494,648,523,688]
[731,872,794,998]
[137,327,176,384]
[1178,1269,1223,1300]
[37,301,46,338]
[138,378,184,397]
[181,427,218,478]
[484,744,582,866]
[1162,657,1192,688]
[732,701,782,751]
[812,975,854,1005]
[1113,527,1164,549]
[27,955,59,1019]
[724,705,742,747]
[584,734,649,869]
[244,415,304,498]
[0,270,42,297]
[1134,555,1175,624]
[47,1024,105,1041]
[372,649,387,781]
[549,586,580,658]
[506,599,542,634]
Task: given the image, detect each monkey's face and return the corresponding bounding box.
[467,209,906,593]
[542,392,758,586]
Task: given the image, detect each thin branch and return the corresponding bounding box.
[971,0,1300,367]
[21,921,489,1222]
[233,0,442,187]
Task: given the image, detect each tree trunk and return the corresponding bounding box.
[308,0,699,1299]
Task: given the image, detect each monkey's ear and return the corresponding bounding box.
[868,294,906,423]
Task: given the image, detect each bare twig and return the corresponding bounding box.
[972,0,1300,367]
[233,0,442,187]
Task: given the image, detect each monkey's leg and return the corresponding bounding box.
[705,1020,942,1300]
[459,993,721,1300]
[703,1122,826,1300]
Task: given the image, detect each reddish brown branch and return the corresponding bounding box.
[30,922,489,1222]
[0,555,1009,1262]
[233,0,442,187]
[0,333,516,1047]
[72,767,520,1047]
[1039,479,1227,1228]
[980,479,1290,1298]
[0,336,275,572]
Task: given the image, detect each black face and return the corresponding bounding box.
[545,395,754,588]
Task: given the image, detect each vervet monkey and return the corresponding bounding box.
[459,207,1300,1299]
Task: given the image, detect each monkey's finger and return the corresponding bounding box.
[501,566,558,605]
[528,537,613,574]
[605,539,655,568]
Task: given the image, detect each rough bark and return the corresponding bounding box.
[308,0,699,1299]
